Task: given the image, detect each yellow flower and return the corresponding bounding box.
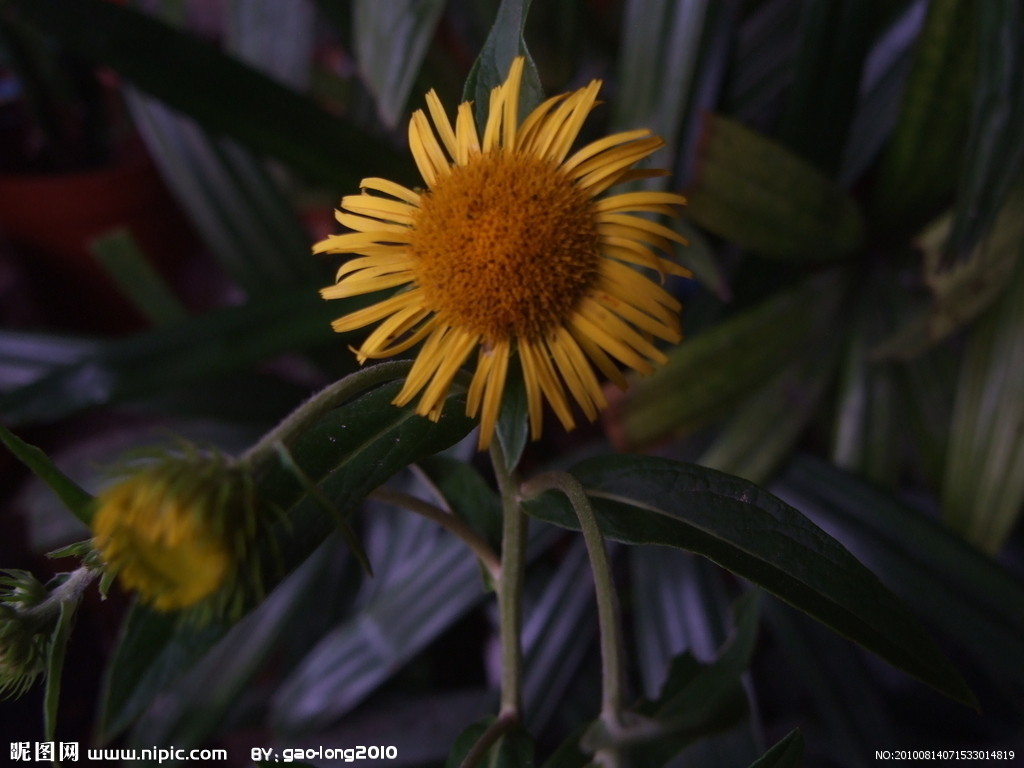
[316,58,689,448]
[92,454,253,613]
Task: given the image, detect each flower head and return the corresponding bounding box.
[316,58,689,447]
[92,451,258,614]
[0,570,49,699]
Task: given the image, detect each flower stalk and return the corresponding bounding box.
[521,471,627,762]
[491,440,527,721]
[369,487,501,581]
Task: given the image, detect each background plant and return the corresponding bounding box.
[0,0,1021,766]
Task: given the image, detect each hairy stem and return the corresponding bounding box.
[521,471,626,740]
[491,440,526,721]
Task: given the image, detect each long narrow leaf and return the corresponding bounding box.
[774,455,1024,701]
[523,455,974,707]
[2,0,410,188]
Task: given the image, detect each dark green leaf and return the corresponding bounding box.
[773,455,1024,700]
[522,539,597,731]
[354,0,447,128]
[869,0,976,233]
[417,455,503,551]
[89,228,187,326]
[838,4,920,187]
[99,380,475,739]
[873,187,1023,362]
[629,549,733,698]
[540,723,591,768]
[699,334,839,484]
[271,513,486,732]
[777,0,882,174]
[128,543,340,748]
[0,288,346,426]
[618,271,845,447]
[0,423,93,523]
[612,0,710,169]
[256,380,476,568]
[126,90,320,296]
[462,0,543,128]
[522,455,975,707]
[496,356,529,472]
[687,115,864,260]
[748,729,803,768]
[1,0,409,188]
[446,718,535,768]
[761,597,897,760]
[603,592,758,764]
[944,0,1024,266]
[97,605,224,741]
[0,332,95,394]
[941,248,1024,552]
[43,597,77,746]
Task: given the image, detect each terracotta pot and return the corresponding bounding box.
[0,143,193,334]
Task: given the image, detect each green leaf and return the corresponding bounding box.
[776,0,881,174]
[873,187,1023,361]
[1,0,409,189]
[612,0,710,171]
[687,115,864,260]
[128,543,340,748]
[612,592,759,764]
[354,0,447,129]
[618,271,845,447]
[629,549,732,697]
[774,456,1024,699]
[699,334,839,484]
[270,509,486,732]
[540,723,591,768]
[0,288,345,425]
[0,332,96,393]
[838,3,921,187]
[256,380,476,564]
[0,423,93,524]
[869,0,976,233]
[446,718,535,768]
[89,228,187,326]
[496,356,529,472]
[522,539,597,731]
[944,0,1024,267]
[748,729,803,768]
[417,456,503,551]
[98,381,476,739]
[462,0,543,128]
[760,597,897,759]
[941,246,1024,552]
[97,605,224,741]
[830,294,903,488]
[43,597,77,748]
[126,90,320,296]
[522,455,975,707]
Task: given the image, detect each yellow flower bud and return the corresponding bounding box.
[92,452,255,613]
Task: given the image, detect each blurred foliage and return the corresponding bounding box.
[0,0,1022,766]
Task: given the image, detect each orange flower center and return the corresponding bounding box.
[410,150,601,342]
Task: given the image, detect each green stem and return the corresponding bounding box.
[521,472,626,737]
[490,440,526,721]
[370,487,501,581]
[458,713,518,768]
[240,361,414,468]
